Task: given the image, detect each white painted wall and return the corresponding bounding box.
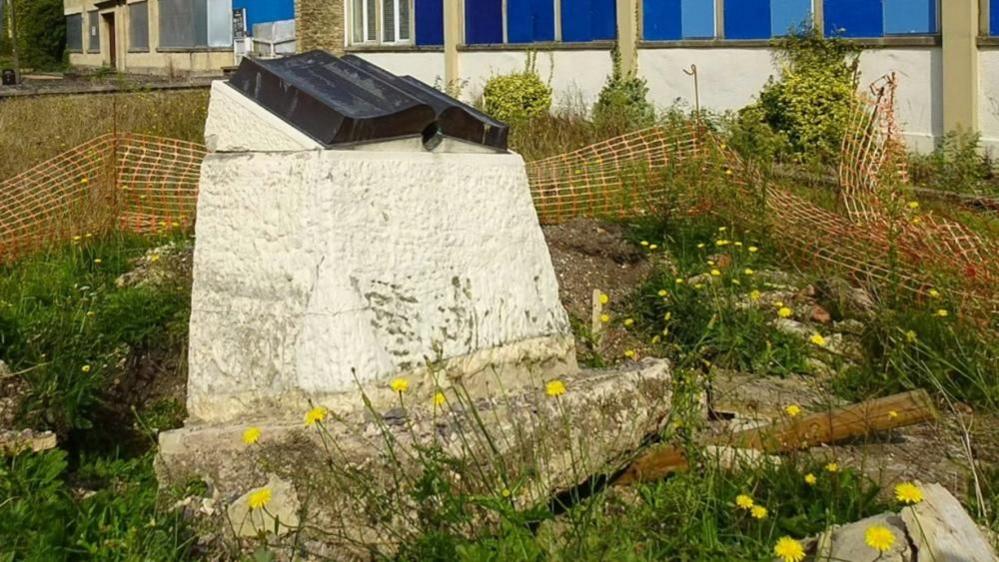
[458,50,614,109]
[978,49,999,151]
[352,51,447,88]
[858,48,942,153]
[638,46,941,152]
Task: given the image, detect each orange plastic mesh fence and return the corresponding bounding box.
[0,133,205,263]
[525,76,997,317]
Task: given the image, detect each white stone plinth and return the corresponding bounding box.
[187,148,575,423]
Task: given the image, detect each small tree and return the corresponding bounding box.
[592,47,656,134]
[482,52,552,124]
[744,24,860,165]
[14,0,65,71]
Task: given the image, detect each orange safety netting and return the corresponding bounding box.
[526,75,998,318]
[0,133,205,263]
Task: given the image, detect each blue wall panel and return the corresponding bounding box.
[725,0,770,39]
[884,0,935,34]
[771,0,811,36]
[824,0,882,38]
[681,0,714,38]
[643,0,682,40]
[416,0,444,44]
[561,0,616,41]
[509,0,555,42]
[993,0,999,35]
[233,0,295,32]
[466,0,503,43]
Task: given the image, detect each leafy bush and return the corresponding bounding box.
[745,25,860,164]
[11,0,66,71]
[482,54,552,124]
[0,451,194,561]
[592,48,656,133]
[909,130,996,196]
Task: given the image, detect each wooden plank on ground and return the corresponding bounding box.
[614,389,937,486]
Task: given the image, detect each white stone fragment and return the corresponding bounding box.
[203,81,324,153]
[901,482,998,562]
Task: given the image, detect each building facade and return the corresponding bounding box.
[64,0,293,75]
[295,0,999,152]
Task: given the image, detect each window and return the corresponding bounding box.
[724,0,811,39]
[561,0,616,42]
[824,0,936,38]
[414,0,443,45]
[463,0,613,45]
[159,0,232,49]
[129,2,150,51]
[351,0,413,44]
[87,10,100,53]
[643,0,714,41]
[66,13,84,52]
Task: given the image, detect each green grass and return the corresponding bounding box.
[0,232,196,561]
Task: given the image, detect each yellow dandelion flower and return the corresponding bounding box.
[81,364,92,373]
[651,335,661,344]
[641,240,650,246]
[928,288,940,298]
[734,241,743,247]
[649,244,658,250]
[810,333,827,347]
[546,379,567,398]
[718,226,727,232]
[774,536,806,562]
[600,313,610,323]
[905,330,917,343]
[501,488,511,498]
[433,391,446,407]
[72,235,82,242]
[715,239,730,247]
[663,312,672,321]
[86,311,95,317]
[697,243,706,249]
[912,217,922,224]
[675,278,685,284]
[624,318,635,327]
[708,260,716,266]
[81,177,89,185]
[750,290,761,301]
[785,404,801,417]
[751,505,768,520]
[304,406,329,427]
[694,283,704,289]
[732,279,742,286]
[710,269,721,277]
[825,462,839,473]
[735,494,754,510]
[864,525,895,552]
[889,410,899,420]
[624,349,637,359]
[248,487,272,510]
[390,378,409,393]
[242,427,262,445]
[773,301,784,308]
[908,201,919,210]
[150,254,161,262]
[934,309,948,318]
[658,289,668,297]
[894,482,924,505]
[804,473,817,486]
[599,293,609,305]
[744,268,754,276]
[748,246,759,253]
[93,258,102,265]
[778,307,793,318]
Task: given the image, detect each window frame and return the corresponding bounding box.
[349,0,414,46]
[86,10,100,54]
[66,12,84,53]
[128,1,151,53]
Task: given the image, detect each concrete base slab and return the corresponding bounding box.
[157,358,674,556]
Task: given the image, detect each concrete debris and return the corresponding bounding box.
[900,482,998,562]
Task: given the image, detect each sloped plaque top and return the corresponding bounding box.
[227,50,508,150]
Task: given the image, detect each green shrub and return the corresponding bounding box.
[909,129,995,196]
[12,0,66,71]
[747,25,860,164]
[482,55,552,124]
[0,451,195,561]
[592,48,656,133]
